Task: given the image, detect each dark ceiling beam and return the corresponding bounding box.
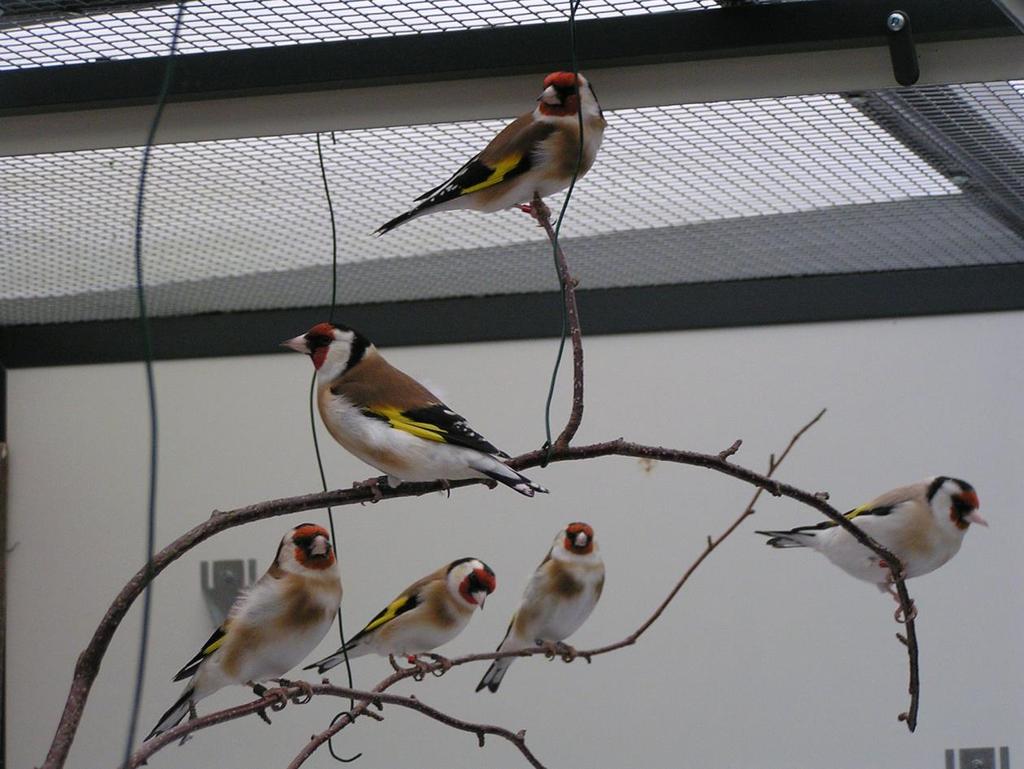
[2,263,1023,368]
[0,0,1018,116]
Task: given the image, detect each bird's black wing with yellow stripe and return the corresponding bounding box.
[173,624,227,681]
[362,403,506,456]
[375,116,557,234]
[376,153,533,234]
[788,503,896,534]
[344,591,422,650]
[413,153,492,202]
[413,150,532,207]
[757,503,896,547]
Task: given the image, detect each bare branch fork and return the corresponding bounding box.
[41,202,918,769]
[126,407,828,769]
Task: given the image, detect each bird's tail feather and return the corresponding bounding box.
[475,657,514,693]
[145,685,194,741]
[474,459,548,498]
[756,530,813,549]
[375,204,428,236]
[376,193,467,235]
[304,640,363,674]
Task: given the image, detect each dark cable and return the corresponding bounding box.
[317,132,340,322]
[122,2,186,766]
[313,132,361,762]
[541,0,586,466]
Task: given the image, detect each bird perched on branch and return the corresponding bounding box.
[283,322,547,497]
[477,522,604,693]
[306,558,496,673]
[375,70,605,235]
[145,524,341,741]
[756,477,984,600]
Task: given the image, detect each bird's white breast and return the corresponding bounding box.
[538,569,602,641]
[508,560,602,648]
[367,608,473,657]
[817,510,964,583]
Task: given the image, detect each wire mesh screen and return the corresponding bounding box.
[855,82,1024,237]
[3,81,1024,325]
[0,0,724,69]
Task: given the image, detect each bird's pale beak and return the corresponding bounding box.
[281,335,308,354]
[574,531,589,548]
[965,510,989,527]
[472,591,488,610]
[311,535,329,556]
[539,85,560,105]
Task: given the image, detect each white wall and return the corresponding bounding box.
[6,311,1023,769]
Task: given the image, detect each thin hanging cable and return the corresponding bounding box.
[313,131,361,763]
[122,2,186,766]
[318,132,340,323]
[541,0,586,466]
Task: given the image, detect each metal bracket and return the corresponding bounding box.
[886,10,920,85]
[200,559,258,627]
[946,747,1011,769]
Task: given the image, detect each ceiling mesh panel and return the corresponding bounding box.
[3,81,1024,325]
[0,0,726,69]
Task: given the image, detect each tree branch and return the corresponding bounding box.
[584,408,825,657]
[40,426,922,769]
[125,408,848,769]
[530,193,584,449]
[126,684,546,769]
[272,410,830,767]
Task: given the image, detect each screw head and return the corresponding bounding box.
[887,11,906,31]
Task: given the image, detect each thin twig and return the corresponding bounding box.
[895,578,920,730]
[584,409,825,656]
[126,685,545,769]
[286,673,395,769]
[531,193,584,449]
[718,439,743,461]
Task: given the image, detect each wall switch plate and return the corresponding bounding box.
[200,559,258,627]
[946,747,1010,769]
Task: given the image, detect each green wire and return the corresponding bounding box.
[318,132,340,322]
[123,3,185,765]
[313,132,361,762]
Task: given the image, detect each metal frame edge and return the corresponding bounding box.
[1,263,1022,367]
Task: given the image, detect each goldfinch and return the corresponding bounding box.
[476,522,603,693]
[756,477,985,590]
[145,524,342,741]
[283,322,547,497]
[376,71,605,234]
[306,558,496,672]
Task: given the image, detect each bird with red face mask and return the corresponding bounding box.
[756,476,985,608]
[282,322,547,497]
[145,524,341,740]
[376,71,605,234]
[306,558,496,673]
[477,522,604,693]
